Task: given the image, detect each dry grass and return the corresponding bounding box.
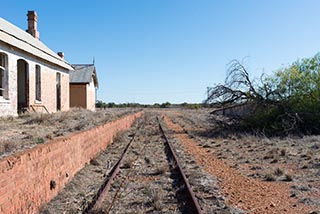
[144,157,151,164]
[89,159,100,166]
[164,108,320,211]
[264,173,276,182]
[0,141,16,154]
[113,130,127,143]
[274,168,284,176]
[283,174,293,182]
[122,158,134,169]
[264,148,279,159]
[0,108,139,159]
[154,165,168,175]
[148,189,163,211]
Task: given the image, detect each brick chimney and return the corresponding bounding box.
[26,11,40,39]
[57,52,64,59]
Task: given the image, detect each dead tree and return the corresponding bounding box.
[205,59,264,105]
[205,59,308,135]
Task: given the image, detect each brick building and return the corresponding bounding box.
[0,11,73,116]
[69,64,98,110]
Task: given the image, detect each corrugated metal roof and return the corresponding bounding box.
[70,64,98,88]
[0,17,73,70]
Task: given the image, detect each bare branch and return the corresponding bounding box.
[205,60,264,104]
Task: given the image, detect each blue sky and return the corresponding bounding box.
[2,0,320,104]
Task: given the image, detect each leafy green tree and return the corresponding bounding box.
[95,100,107,109]
[107,102,116,108]
[152,103,161,108]
[160,102,171,108]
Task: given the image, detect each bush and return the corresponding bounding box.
[95,100,107,108]
[160,102,171,108]
[206,53,320,135]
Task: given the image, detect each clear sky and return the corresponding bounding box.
[2,0,320,104]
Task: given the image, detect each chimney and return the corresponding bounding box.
[26,11,40,39]
[57,52,64,59]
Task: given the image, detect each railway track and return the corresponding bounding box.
[157,116,202,214]
[84,114,202,214]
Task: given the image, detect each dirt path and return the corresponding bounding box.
[163,114,315,214]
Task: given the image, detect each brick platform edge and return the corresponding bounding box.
[0,111,143,214]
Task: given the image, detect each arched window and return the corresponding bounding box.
[0,53,8,99]
[35,65,41,101]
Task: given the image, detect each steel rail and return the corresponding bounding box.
[104,143,146,214]
[85,116,202,214]
[83,132,137,213]
[157,116,203,214]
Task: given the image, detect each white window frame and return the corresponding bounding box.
[35,65,41,101]
[0,53,8,100]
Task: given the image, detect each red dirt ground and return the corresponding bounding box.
[163,114,316,214]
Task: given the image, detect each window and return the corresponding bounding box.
[0,53,8,99]
[35,65,41,101]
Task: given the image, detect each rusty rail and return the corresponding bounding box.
[83,132,137,213]
[85,116,202,214]
[157,116,203,214]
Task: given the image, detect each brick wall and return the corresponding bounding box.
[0,41,70,116]
[60,72,69,112]
[0,42,19,116]
[29,63,70,113]
[0,111,142,214]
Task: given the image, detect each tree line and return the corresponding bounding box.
[96,101,203,109]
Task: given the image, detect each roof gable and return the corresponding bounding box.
[70,64,98,88]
